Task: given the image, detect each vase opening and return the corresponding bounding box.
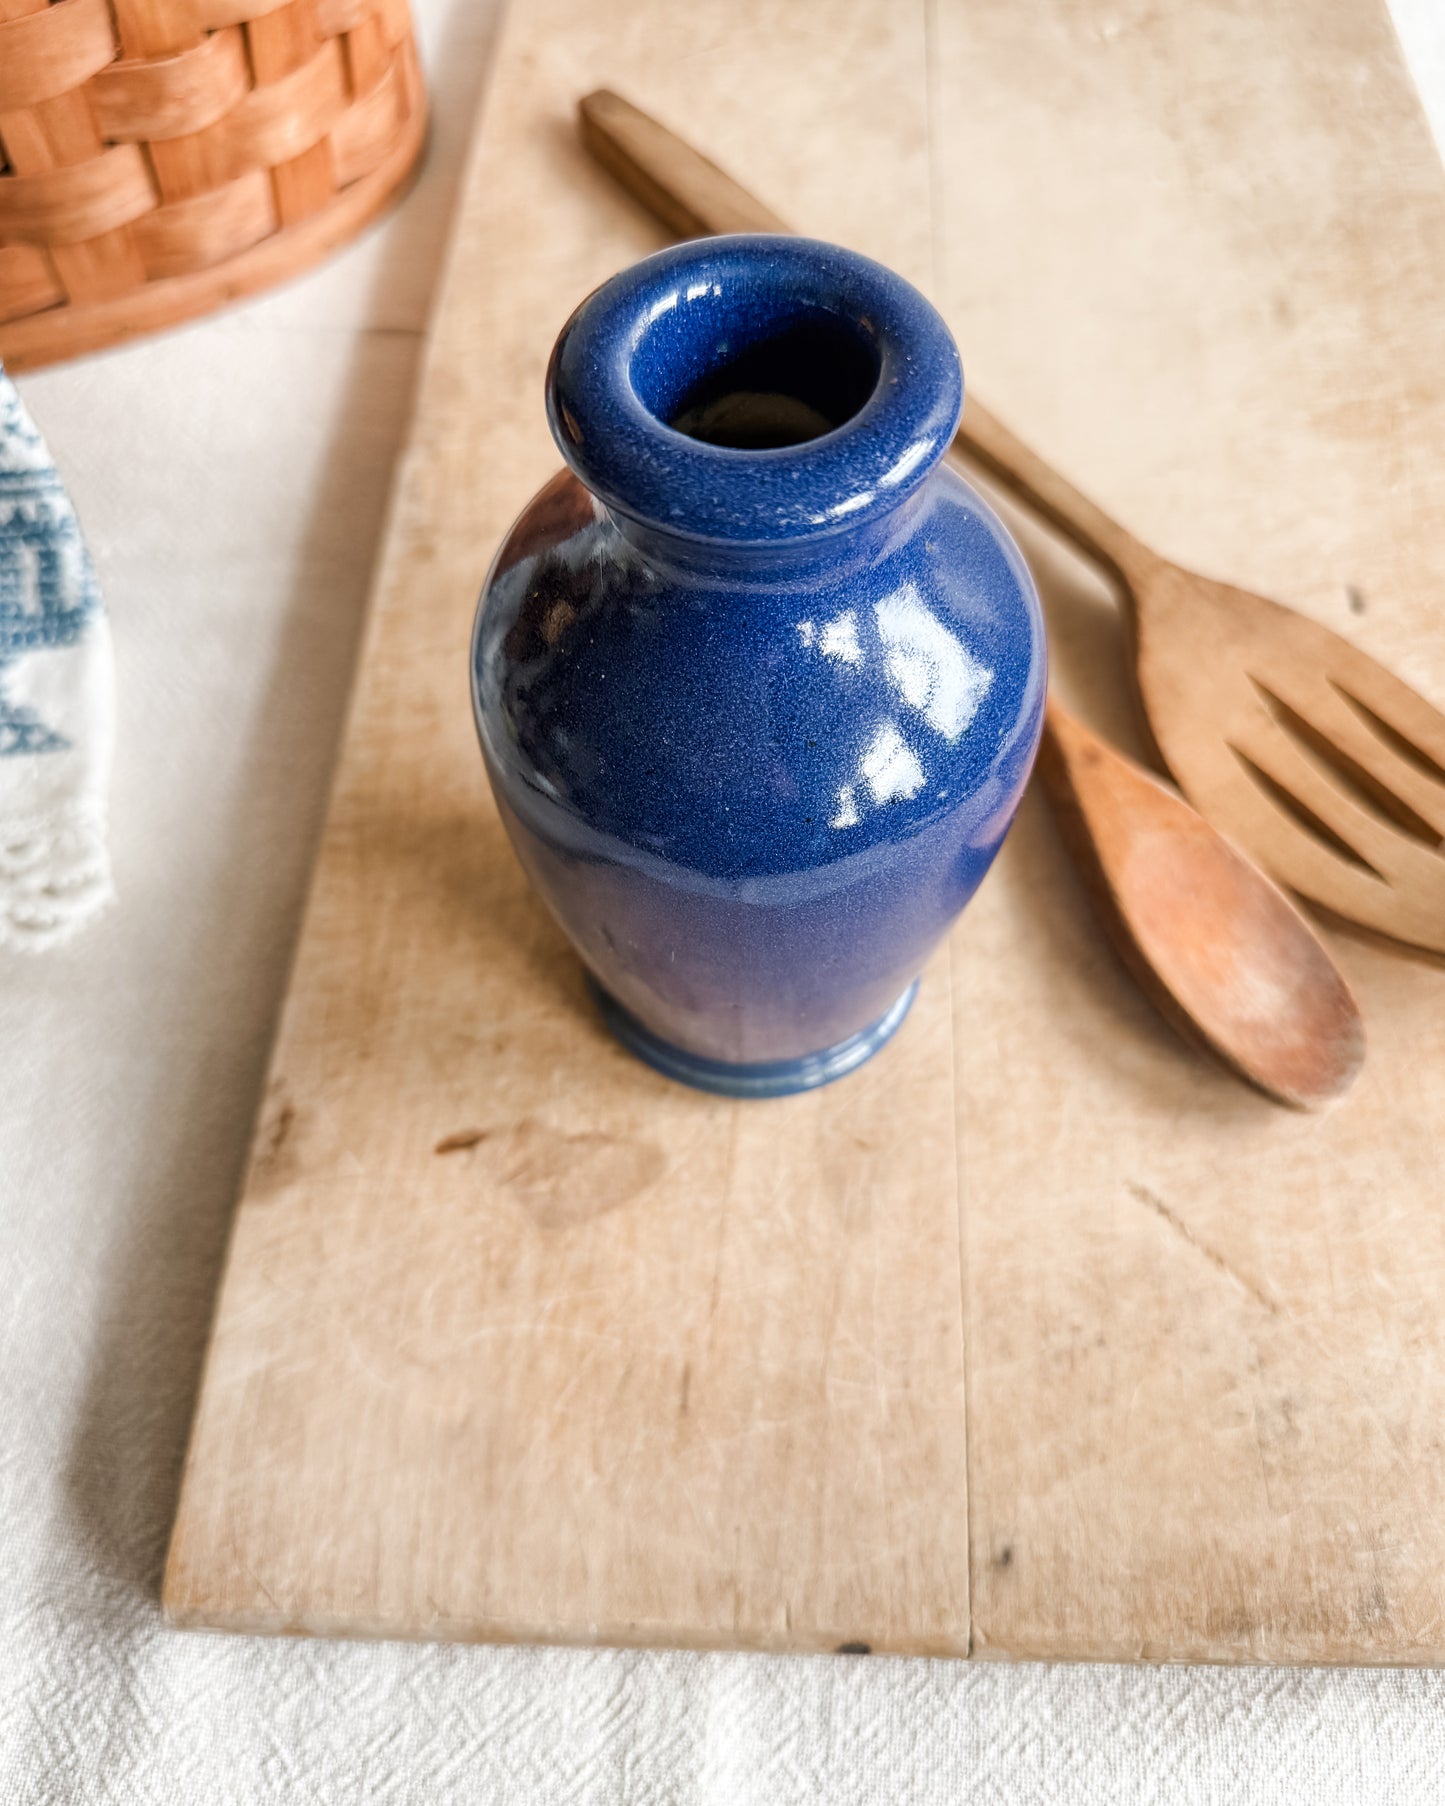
[645,314,881,452]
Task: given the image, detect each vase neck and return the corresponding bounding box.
[605,488,929,585]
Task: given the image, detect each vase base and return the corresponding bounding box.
[587,977,920,1099]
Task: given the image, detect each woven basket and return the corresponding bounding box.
[0,0,426,370]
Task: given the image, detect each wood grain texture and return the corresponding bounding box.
[164,0,971,1657]
[164,0,1445,1661]
[928,1,1445,1661]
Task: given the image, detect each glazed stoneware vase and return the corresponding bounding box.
[472,235,1046,1096]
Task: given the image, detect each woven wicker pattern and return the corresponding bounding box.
[0,0,424,367]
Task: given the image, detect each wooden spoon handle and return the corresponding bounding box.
[578,88,1159,591]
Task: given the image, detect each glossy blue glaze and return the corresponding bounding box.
[472,235,1046,1095]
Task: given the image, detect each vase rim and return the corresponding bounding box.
[545,234,963,547]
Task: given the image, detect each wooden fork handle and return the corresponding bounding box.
[579,88,1158,591]
[579,88,791,238]
[948,394,1157,590]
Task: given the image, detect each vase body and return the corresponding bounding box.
[471,235,1046,1095]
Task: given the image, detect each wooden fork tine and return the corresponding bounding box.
[1246,669,1445,841]
[1228,713,1432,883]
[1325,643,1445,776]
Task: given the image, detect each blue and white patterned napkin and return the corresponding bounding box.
[0,368,113,948]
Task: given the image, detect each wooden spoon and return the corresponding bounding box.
[578,89,1367,1105]
[1042,698,1363,1107]
[580,90,1445,961]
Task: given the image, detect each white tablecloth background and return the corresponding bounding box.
[6,4,1445,1799]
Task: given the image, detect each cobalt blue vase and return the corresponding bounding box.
[471,235,1046,1097]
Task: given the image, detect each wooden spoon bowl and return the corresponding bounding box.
[1041,701,1366,1108]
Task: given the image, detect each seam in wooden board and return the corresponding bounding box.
[921,0,976,1662]
[947,927,975,1657]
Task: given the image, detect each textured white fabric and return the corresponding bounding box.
[0,373,113,948]
[4,3,1445,1800]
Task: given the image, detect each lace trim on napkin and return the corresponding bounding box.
[0,368,114,950]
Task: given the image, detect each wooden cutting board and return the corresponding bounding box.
[163,0,1445,1662]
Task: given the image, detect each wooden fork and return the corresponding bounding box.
[957,405,1445,960]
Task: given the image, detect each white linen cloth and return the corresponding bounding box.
[0,369,113,947]
[3,2,1445,1800]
